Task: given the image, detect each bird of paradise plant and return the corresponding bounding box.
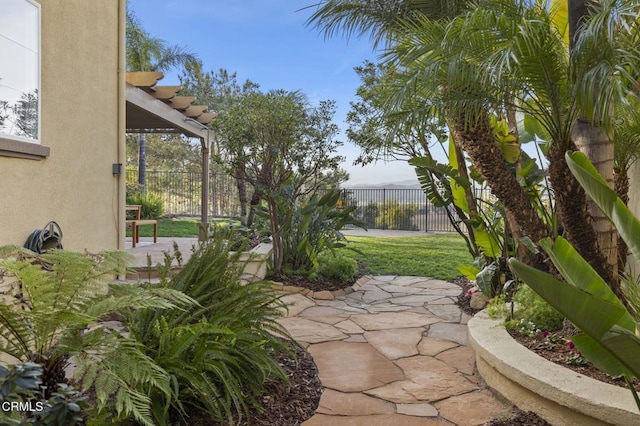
[509,151,640,409]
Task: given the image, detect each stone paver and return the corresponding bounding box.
[309,342,404,392]
[278,275,509,425]
[315,389,395,416]
[364,328,424,360]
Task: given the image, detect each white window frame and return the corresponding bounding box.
[0,0,47,159]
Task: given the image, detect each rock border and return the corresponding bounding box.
[269,275,372,300]
[468,311,640,426]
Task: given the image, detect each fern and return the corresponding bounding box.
[0,246,190,424]
[129,231,295,425]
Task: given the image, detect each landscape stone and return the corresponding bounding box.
[434,390,508,426]
[387,295,437,306]
[271,275,508,425]
[436,346,476,375]
[365,381,421,404]
[302,413,450,425]
[426,304,462,322]
[361,287,393,303]
[396,403,439,417]
[428,322,469,346]
[417,337,459,356]
[365,303,412,313]
[277,317,346,343]
[300,306,348,318]
[470,291,489,309]
[377,284,425,294]
[279,293,316,317]
[371,275,396,282]
[308,342,404,392]
[313,290,334,300]
[315,389,394,415]
[395,356,478,401]
[334,319,365,334]
[364,328,424,360]
[350,311,440,331]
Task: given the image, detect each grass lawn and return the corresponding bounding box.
[134,220,471,281]
[132,218,239,238]
[342,234,472,281]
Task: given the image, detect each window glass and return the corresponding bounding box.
[0,0,40,142]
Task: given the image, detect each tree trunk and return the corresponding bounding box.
[614,165,630,272]
[448,112,549,247]
[267,196,283,276]
[246,190,262,228]
[572,119,618,280]
[547,143,621,291]
[234,167,248,224]
[138,133,146,193]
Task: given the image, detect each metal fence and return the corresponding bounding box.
[126,170,242,218]
[332,188,459,232]
[127,169,490,232]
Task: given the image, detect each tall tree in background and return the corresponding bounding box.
[125,7,198,192]
[215,90,345,273]
[179,63,260,219]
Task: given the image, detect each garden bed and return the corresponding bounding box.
[468,311,640,426]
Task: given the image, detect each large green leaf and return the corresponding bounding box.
[476,262,497,296]
[599,326,640,378]
[458,265,480,281]
[566,151,640,262]
[448,137,471,214]
[539,237,635,332]
[548,0,569,46]
[571,333,633,378]
[474,225,501,258]
[508,258,627,339]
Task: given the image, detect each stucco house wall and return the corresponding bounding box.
[0,0,125,252]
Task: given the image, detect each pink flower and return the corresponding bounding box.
[567,341,575,350]
[467,289,473,296]
[541,330,549,338]
[484,300,489,305]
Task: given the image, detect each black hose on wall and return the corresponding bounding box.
[24,221,63,253]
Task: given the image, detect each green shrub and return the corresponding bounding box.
[127,192,165,219]
[275,189,366,273]
[507,284,564,332]
[0,247,190,425]
[375,201,418,230]
[312,250,358,284]
[356,201,380,228]
[0,363,89,425]
[129,231,292,425]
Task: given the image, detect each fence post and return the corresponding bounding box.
[425,193,429,232]
[382,188,386,229]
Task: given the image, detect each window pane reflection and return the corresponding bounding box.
[0,0,39,142]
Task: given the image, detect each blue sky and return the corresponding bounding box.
[128,0,419,185]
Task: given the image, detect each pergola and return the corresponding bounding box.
[125,71,216,240]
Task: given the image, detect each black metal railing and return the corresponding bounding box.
[126,169,493,232]
[126,170,241,218]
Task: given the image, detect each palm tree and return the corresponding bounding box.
[125,8,198,192]
[304,0,470,47]
[306,0,640,299]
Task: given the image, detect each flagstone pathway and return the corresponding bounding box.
[276,276,509,426]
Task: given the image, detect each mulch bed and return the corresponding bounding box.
[242,343,323,425]
[203,343,322,426]
[268,261,367,292]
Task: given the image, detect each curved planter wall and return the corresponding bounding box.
[236,242,273,284]
[468,312,640,426]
